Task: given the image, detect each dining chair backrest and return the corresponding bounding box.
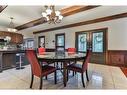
[38,48,46,55]
[56,47,65,55]
[67,48,76,53]
[56,47,65,52]
[26,49,42,77]
[82,49,92,71]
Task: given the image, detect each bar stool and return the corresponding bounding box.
[16,53,25,69]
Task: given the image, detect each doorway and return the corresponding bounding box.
[76,28,107,64]
[55,33,65,51]
[38,36,45,48]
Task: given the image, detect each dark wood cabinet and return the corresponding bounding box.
[9,33,16,43]
[2,53,16,69]
[108,50,127,67]
[16,34,23,44]
[0,31,23,44]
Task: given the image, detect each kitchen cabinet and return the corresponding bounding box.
[0,31,23,44]
[0,50,27,72]
[16,34,23,44]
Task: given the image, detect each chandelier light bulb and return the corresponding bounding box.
[42,12,47,17]
[46,16,49,21]
[7,28,17,32]
[59,15,63,20]
[55,11,60,16]
[13,29,17,32]
[46,9,52,15]
[7,28,11,32]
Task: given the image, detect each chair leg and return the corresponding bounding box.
[54,71,57,84]
[30,74,34,88]
[67,70,69,81]
[73,71,75,76]
[81,73,85,88]
[45,76,48,80]
[86,69,89,81]
[61,62,63,69]
[54,63,56,67]
[39,77,43,89]
[68,62,70,73]
[57,62,58,69]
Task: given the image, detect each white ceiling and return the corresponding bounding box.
[0,5,66,27]
[1,6,127,36]
[19,6,127,33]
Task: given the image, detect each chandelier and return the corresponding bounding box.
[42,5,63,24]
[7,17,17,32]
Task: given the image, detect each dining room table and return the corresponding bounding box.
[37,51,86,87]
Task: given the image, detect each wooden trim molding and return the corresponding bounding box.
[0,5,7,13]
[61,6,99,17]
[16,6,99,30]
[108,50,127,67]
[33,12,127,34]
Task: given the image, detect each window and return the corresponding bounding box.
[23,38,34,49]
[92,32,103,52]
[55,33,65,51]
[78,33,87,52]
[27,40,34,49]
[57,35,64,46]
[76,29,106,53]
[76,28,107,64]
[38,36,45,48]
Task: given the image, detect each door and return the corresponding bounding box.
[76,28,107,64]
[38,36,45,48]
[24,38,34,49]
[55,33,65,51]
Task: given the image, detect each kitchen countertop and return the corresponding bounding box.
[0,49,26,53]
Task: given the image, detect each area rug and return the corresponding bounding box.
[120,67,127,77]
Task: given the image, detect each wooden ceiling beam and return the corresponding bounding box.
[61,5,99,17]
[0,5,7,13]
[33,12,127,34]
[16,5,99,30]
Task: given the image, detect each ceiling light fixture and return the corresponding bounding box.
[42,5,63,24]
[7,17,17,32]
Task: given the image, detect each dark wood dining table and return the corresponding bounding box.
[37,52,86,87]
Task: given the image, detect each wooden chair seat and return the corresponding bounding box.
[41,65,56,76]
[66,64,82,73]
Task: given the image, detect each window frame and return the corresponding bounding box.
[55,33,65,51]
[75,28,107,53]
[38,36,45,48]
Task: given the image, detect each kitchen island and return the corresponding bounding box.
[0,50,25,72]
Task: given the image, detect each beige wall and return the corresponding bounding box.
[1,6,126,50]
[34,17,127,50]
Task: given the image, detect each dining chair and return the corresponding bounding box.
[55,47,65,70]
[38,47,48,65]
[38,47,46,55]
[67,48,76,53]
[38,47,49,79]
[67,48,76,75]
[66,49,91,87]
[26,49,57,89]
